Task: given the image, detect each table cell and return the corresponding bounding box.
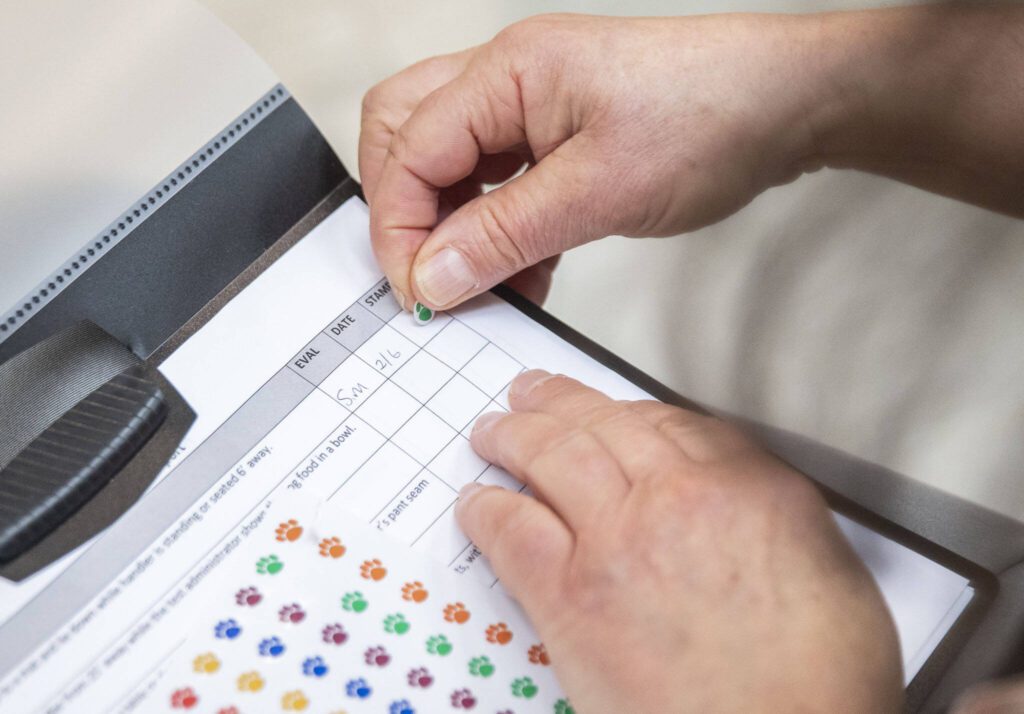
[330,442,420,519]
[319,356,386,411]
[392,407,457,465]
[387,305,452,347]
[426,375,490,431]
[324,302,383,352]
[428,435,489,490]
[354,324,418,377]
[373,471,457,546]
[422,319,487,370]
[355,381,420,438]
[391,350,454,403]
[359,278,402,322]
[285,332,350,386]
[461,343,524,397]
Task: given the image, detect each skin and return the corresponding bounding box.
[359,6,1024,711]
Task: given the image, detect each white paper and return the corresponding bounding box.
[0,197,971,712]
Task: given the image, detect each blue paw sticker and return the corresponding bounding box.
[346,677,372,699]
[214,619,241,639]
[389,700,415,714]
[302,655,328,677]
[258,636,285,657]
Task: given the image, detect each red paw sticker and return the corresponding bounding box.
[170,687,198,709]
[528,643,550,665]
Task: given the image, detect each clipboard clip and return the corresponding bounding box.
[0,322,194,581]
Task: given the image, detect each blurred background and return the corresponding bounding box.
[201,0,1024,521]
[3,0,1022,521]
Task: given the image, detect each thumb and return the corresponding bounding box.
[411,142,606,309]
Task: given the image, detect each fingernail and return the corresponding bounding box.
[472,411,504,436]
[455,482,485,515]
[509,369,554,400]
[415,247,478,307]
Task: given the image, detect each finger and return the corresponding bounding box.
[470,411,629,528]
[627,401,755,463]
[369,67,530,309]
[501,255,560,305]
[455,483,571,616]
[508,370,686,483]
[359,49,475,204]
[407,141,608,309]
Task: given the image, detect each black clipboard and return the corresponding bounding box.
[1,83,1021,713]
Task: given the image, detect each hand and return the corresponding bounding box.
[359,13,833,310]
[456,370,903,712]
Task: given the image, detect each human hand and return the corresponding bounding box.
[359,13,835,310]
[456,370,903,713]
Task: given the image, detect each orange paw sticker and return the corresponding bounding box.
[528,643,550,665]
[485,622,513,645]
[275,519,303,542]
[443,602,471,624]
[192,651,220,673]
[359,558,387,581]
[318,537,346,559]
[401,581,428,603]
[282,689,309,711]
[237,670,265,692]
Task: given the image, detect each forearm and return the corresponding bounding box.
[808,4,1024,216]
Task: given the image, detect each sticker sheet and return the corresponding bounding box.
[159,493,569,713]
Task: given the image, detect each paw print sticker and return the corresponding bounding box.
[401,581,428,603]
[170,687,198,709]
[256,554,283,575]
[258,636,285,657]
[360,558,387,581]
[192,652,220,674]
[322,623,348,645]
[237,670,265,692]
[302,656,329,677]
[426,634,453,656]
[485,622,513,645]
[341,591,368,613]
[318,536,346,558]
[364,645,391,667]
[279,603,306,623]
[383,613,410,635]
[528,643,550,665]
[450,688,477,709]
[467,655,494,678]
[345,677,372,699]
[275,519,303,542]
[407,667,433,688]
[390,699,416,714]
[281,690,309,711]
[215,707,239,714]
[214,619,241,639]
[235,586,262,606]
[443,602,470,624]
[554,699,576,714]
[511,676,538,699]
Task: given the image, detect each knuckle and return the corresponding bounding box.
[489,501,552,564]
[522,426,594,475]
[360,83,386,118]
[475,197,535,271]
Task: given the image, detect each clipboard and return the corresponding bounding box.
[0,83,1021,713]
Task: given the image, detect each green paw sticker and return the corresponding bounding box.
[426,634,452,656]
[341,591,368,613]
[511,676,538,699]
[255,555,283,575]
[553,698,575,714]
[383,613,410,635]
[468,655,495,678]
[413,302,434,325]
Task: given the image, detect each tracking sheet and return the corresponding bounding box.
[0,197,973,712]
